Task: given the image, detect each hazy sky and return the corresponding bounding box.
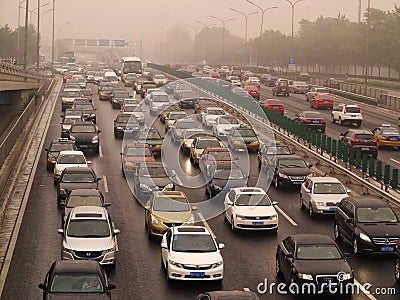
[1,0,398,51]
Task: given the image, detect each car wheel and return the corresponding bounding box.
[338,118,343,126]
[308,203,314,218]
[299,196,305,209]
[334,222,342,241]
[331,115,336,123]
[353,237,360,256]
[231,217,236,232]
[274,176,280,190]
[276,256,283,278]
[46,165,51,172]
[395,259,400,283]
[290,272,296,285]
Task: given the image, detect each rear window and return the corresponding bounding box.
[346,107,361,113]
[355,134,374,139]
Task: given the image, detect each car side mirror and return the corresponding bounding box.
[108,283,116,290]
[226,200,233,206]
[272,201,278,205]
[104,203,111,207]
[285,253,293,258]
[38,283,46,290]
[346,218,354,224]
[191,206,198,211]
[343,253,350,258]
[161,242,168,249]
[218,243,225,250]
[347,189,351,193]
[97,130,101,134]
[57,229,64,234]
[113,229,120,235]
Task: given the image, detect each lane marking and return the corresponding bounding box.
[354,279,378,300]
[102,175,109,193]
[274,205,298,227]
[99,145,103,158]
[390,158,400,165]
[197,212,216,238]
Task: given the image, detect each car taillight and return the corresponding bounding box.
[267,105,273,109]
[351,138,359,143]
[343,107,347,114]
[304,119,312,123]
[372,139,378,143]
[360,107,363,113]
[320,119,326,123]
[295,86,300,88]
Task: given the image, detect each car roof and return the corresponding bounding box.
[63,88,80,92]
[344,196,389,207]
[275,154,303,160]
[309,177,342,183]
[63,167,93,173]
[290,234,335,245]
[205,147,230,152]
[70,206,107,219]
[58,150,84,156]
[53,260,103,274]
[173,226,210,235]
[153,191,186,198]
[231,187,266,194]
[69,189,102,196]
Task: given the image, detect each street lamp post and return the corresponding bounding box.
[51,0,55,68]
[210,15,234,64]
[23,0,29,70]
[246,0,277,69]
[284,0,304,47]
[364,0,371,94]
[185,24,199,63]
[17,0,27,65]
[230,8,257,57]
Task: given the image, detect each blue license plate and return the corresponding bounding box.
[292,181,302,185]
[390,137,399,141]
[381,246,394,252]
[329,207,337,212]
[312,121,320,123]
[190,272,205,278]
[80,145,88,148]
[252,221,264,225]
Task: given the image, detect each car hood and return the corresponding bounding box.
[124,157,155,163]
[169,251,222,265]
[232,206,276,217]
[152,102,168,107]
[293,259,352,275]
[61,97,77,102]
[152,210,192,223]
[59,182,98,191]
[310,194,348,204]
[213,178,247,189]
[357,222,400,237]
[55,163,87,173]
[70,133,96,142]
[47,294,110,300]
[65,236,114,251]
[278,168,311,176]
[140,176,172,188]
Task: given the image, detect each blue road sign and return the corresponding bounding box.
[289,57,296,65]
[114,40,126,47]
[99,39,109,47]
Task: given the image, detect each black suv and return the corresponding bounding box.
[339,129,378,158]
[334,196,400,255]
[45,139,77,171]
[113,114,140,138]
[271,155,312,189]
[69,121,101,153]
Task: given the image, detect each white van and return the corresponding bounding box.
[104,71,119,84]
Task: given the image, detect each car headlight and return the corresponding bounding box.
[169,260,183,268]
[69,135,75,141]
[359,232,371,242]
[212,183,222,190]
[163,183,174,191]
[102,248,114,255]
[298,273,313,280]
[116,126,123,130]
[140,183,151,191]
[236,214,245,220]
[151,215,160,225]
[59,189,67,195]
[278,173,288,179]
[89,114,95,118]
[92,136,99,143]
[338,272,353,281]
[316,202,325,206]
[63,247,73,254]
[211,260,223,268]
[270,214,278,220]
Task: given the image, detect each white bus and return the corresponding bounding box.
[121,57,142,79]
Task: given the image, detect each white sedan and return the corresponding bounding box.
[300,177,350,217]
[212,115,241,137]
[161,226,224,282]
[53,150,89,183]
[201,107,226,127]
[225,187,278,231]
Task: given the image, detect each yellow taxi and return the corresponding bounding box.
[372,124,400,148]
[144,191,196,237]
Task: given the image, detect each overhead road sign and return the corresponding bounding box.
[114,40,126,47]
[99,39,110,47]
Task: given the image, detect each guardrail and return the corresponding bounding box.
[149,63,400,201]
[0,62,45,81]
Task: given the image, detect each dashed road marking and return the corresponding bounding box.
[99,145,103,158]
[354,279,378,300]
[390,158,400,165]
[274,205,298,227]
[103,175,109,193]
[197,212,216,238]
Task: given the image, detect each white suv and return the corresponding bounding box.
[224,187,278,231]
[212,115,241,137]
[331,104,363,126]
[201,107,226,127]
[161,226,224,282]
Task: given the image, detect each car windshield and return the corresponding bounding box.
[139,131,161,139]
[74,104,93,110]
[220,117,239,124]
[354,134,374,139]
[63,91,80,97]
[235,129,256,137]
[65,110,82,116]
[346,106,361,113]
[208,109,225,115]
[172,234,217,252]
[61,173,95,183]
[71,125,96,133]
[313,182,346,194]
[296,244,342,260]
[124,105,141,112]
[67,220,110,238]
[213,168,244,180]
[124,99,138,105]
[382,128,399,135]
[176,121,195,129]
[357,207,398,223]
[196,139,221,149]
[50,143,75,152]
[153,95,169,102]
[100,87,112,92]
[50,273,104,293]
[303,112,322,119]
[140,166,167,178]
[169,113,187,119]
[184,130,205,139]
[207,151,231,161]
[116,115,132,123]
[67,195,102,207]
[265,146,291,155]
[57,154,86,164]
[279,159,307,168]
[125,147,152,156]
[235,194,271,206]
[153,197,189,212]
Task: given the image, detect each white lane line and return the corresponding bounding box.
[354,279,378,300]
[99,145,103,158]
[390,158,400,165]
[174,175,182,186]
[274,205,298,227]
[103,175,109,193]
[197,212,216,238]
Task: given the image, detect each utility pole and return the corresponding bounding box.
[36,0,40,71]
[210,15,234,65]
[23,0,29,70]
[358,0,362,23]
[364,0,370,94]
[51,0,55,67]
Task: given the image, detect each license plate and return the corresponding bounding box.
[190,272,205,278]
[390,137,398,141]
[324,100,330,103]
[82,257,94,260]
[381,246,394,252]
[252,221,264,225]
[329,207,337,212]
[80,145,88,148]
[361,147,369,151]
[351,115,356,117]
[292,181,302,185]
[273,106,279,109]
[312,120,320,123]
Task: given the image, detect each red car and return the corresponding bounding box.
[310,95,333,110]
[198,147,237,176]
[260,99,284,115]
[209,71,221,79]
[62,73,72,83]
[244,85,260,100]
[120,143,156,175]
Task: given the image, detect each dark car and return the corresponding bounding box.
[271,155,312,189]
[69,121,101,153]
[205,162,247,198]
[257,143,293,169]
[134,128,164,157]
[45,139,77,171]
[38,260,115,299]
[110,89,131,109]
[133,162,175,200]
[177,94,198,109]
[197,290,260,300]
[61,111,83,138]
[140,81,157,98]
[194,99,216,115]
[72,103,97,124]
[80,89,93,102]
[334,196,400,256]
[98,86,113,101]
[113,114,140,138]
[294,111,326,134]
[227,126,260,152]
[276,234,353,295]
[57,167,100,206]
[272,80,289,97]
[339,129,378,158]
[62,189,109,225]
